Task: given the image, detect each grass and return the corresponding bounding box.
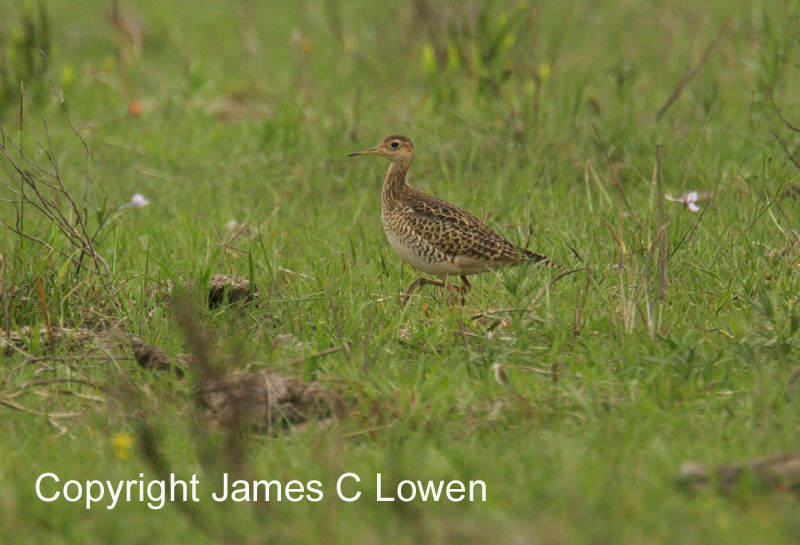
[2,0,800,543]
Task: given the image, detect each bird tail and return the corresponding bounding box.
[524,249,567,271]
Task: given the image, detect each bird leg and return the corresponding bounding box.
[401,275,473,306]
[401,276,446,306]
[455,275,472,294]
[445,275,472,306]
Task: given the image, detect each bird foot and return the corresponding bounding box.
[446,276,472,306]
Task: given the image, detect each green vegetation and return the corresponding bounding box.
[2,0,800,543]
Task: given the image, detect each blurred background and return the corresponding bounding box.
[2,0,797,253]
[2,0,796,158]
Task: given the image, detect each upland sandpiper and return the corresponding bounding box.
[349,135,561,303]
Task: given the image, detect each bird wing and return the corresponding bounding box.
[401,189,542,263]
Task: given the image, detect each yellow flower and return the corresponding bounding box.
[538,62,551,85]
[61,64,75,88]
[112,432,134,460]
[421,45,437,76]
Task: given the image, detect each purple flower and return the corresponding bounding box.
[666,190,700,212]
[129,193,150,208]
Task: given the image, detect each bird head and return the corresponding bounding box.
[349,135,414,168]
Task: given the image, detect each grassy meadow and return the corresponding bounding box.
[2,0,800,543]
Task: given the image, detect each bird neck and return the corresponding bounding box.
[381,162,410,203]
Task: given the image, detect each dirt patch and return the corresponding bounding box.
[148,274,258,308]
[678,453,800,496]
[130,336,185,376]
[197,371,342,430]
[207,274,257,307]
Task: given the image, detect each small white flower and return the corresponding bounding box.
[130,193,150,208]
[666,190,700,212]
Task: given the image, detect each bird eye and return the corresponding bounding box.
[390,141,400,149]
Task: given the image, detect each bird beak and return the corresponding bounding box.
[348,146,380,157]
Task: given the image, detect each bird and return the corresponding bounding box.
[349,135,562,304]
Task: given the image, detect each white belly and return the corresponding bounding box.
[384,227,444,274]
[383,227,494,276]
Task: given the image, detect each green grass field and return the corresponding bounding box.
[2,0,800,543]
